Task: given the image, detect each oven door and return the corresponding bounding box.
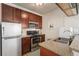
[32,37,40,44]
[31,36,40,51]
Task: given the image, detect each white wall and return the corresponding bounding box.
[42,6,65,41]
[42,5,79,41]
[64,15,79,27]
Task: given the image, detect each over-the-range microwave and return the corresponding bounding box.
[28,21,39,29]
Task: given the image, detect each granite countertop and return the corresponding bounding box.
[22,34,45,38]
[39,40,73,56]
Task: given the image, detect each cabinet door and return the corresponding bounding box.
[29,13,42,29]
[38,16,42,29]
[2,4,14,22]
[40,34,45,42]
[40,47,59,56]
[21,10,29,28]
[29,13,37,22]
[13,8,21,23]
[22,37,31,55]
[29,13,34,21]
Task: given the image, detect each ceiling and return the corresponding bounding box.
[14,3,58,15]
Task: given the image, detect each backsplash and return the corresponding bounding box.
[22,29,27,37]
[22,28,42,37]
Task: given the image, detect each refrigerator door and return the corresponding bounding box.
[2,22,22,38]
[2,38,21,56]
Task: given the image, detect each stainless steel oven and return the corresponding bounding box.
[27,30,40,51]
[31,35,40,51]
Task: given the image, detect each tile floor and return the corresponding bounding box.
[25,49,40,56]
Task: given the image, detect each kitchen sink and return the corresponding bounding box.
[54,37,74,45]
[54,38,70,45]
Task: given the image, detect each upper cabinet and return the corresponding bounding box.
[13,8,21,23]
[38,16,42,29]
[21,10,29,28]
[29,13,42,29]
[56,3,78,16]
[2,4,14,22]
[2,4,21,23]
[29,13,37,22]
[1,4,42,29]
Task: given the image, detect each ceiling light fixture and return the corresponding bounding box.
[36,3,43,6]
[33,3,45,6]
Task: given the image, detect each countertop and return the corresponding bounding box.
[39,40,73,56]
[22,34,45,38]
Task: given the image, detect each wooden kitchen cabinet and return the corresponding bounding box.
[29,13,42,29]
[2,4,14,22]
[2,4,21,23]
[1,4,42,29]
[21,10,29,28]
[22,37,31,55]
[13,8,21,23]
[40,47,59,56]
[38,16,42,29]
[29,13,37,22]
[40,34,45,42]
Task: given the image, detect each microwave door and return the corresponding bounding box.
[29,22,38,29]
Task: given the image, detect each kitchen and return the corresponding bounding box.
[0,3,79,56]
[0,3,44,56]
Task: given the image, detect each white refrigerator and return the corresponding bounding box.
[2,22,22,56]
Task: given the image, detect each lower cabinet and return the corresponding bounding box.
[40,34,45,42]
[21,34,45,55]
[40,47,59,56]
[22,37,31,55]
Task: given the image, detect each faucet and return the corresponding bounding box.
[63,29,73,38]
[69,35,75,45]
[63,29,74,45]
